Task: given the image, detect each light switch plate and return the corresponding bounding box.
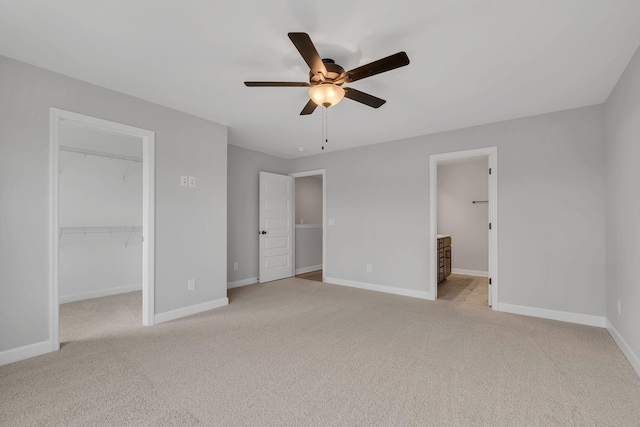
[188,176,196,187]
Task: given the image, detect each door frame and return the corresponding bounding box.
[289,169,326,282]
[49,108,156,352]
[429,147,498,307]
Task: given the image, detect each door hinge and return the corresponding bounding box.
[489,222,492,230]
[489,167,492,175]
[489,278,492,285]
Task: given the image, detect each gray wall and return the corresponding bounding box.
[227,144,288,284]
[0,55,228,352]
[289,105,606,316]
[295,227,323,272]
[295,176,323,225]
[604,45,640,361]
[438,158,489,273]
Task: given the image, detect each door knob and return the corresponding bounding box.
[260,230,267,235]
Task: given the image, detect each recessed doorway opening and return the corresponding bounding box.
[49,109,155,352]
[429,147,498,307]
[257,169,326,284]
[290,170,326,283]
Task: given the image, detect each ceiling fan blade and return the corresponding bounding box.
[343,52,410,83]
[288,32,328,77]
[300,99,318,115]
[343,87,386,108]
[244,81,310,87]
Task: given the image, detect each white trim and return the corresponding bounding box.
[227,277,258,289]
[295,224,322,229]
[290,169,327,282]
[496,303,606,327]
[325,277,433,300]
[451,268,489,277]
[154,297,229,324]
[488,150,498,307]
[295,265,322,275]
[607,320,640,378]
[50,108,156,358]
[430,147,498,307]
[59,284,142,304]
[142,127,155,326]
[0,340,51,367]
[289,169,326,177]
[49,111,60,352]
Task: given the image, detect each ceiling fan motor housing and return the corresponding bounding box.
[309,59,345,85]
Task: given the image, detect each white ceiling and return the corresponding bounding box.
[1,1,640,159]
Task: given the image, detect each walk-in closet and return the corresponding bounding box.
[58,122,143,325]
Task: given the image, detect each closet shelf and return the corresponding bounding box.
[59,226,142,247]
[59,145,142,163]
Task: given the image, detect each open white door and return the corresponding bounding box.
[259,171,293,283]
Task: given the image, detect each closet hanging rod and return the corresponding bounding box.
[59,145,142,163]
[59,226,142,236]
[472,200,488,204]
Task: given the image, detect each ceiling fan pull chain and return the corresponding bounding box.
[326,107,329,149]
[322,106,328,150]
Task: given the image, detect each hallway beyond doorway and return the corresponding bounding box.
[438,274,489,306]
[296,269,323,282]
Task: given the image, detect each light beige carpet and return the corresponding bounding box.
[1,278,640,426]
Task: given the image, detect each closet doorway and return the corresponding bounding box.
[290,170,326,283]
[49,109,155,352]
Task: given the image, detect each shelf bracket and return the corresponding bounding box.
[125,227,135,248]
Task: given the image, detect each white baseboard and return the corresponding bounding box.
[325,277,433,300]
[227,277,258,289]
[60,284,142,304]
[0,340,52,367]
[496,303,606,327]
[154,297,229,324]
[295,265,322,275]
[451,269,489,277]
[607,320,640,378]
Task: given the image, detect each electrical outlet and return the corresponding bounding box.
[188,278,196,290]
[366,264,372,273]
[188,176,196,187]
[180,176,188,186]
[233,262,238,271]
[617,299,621,315]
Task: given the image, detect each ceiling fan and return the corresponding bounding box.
[244,32,410,115]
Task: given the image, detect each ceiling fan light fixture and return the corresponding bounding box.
[308,84,345,107]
